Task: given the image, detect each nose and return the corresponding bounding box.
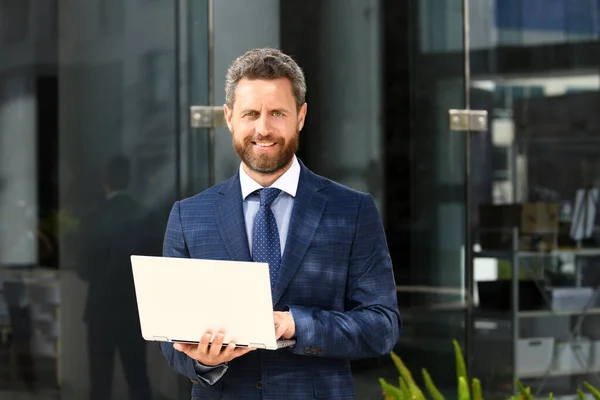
[255,113,271,136]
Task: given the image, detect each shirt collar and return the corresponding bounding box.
[239,155,300,200]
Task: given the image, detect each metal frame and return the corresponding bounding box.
[462,0,475,381]
[207,0,216,187]
[183,0,219,192]
[175,0,188,199]
[457,0,490,382]
[449,109,488,132]
[190,105,226,129]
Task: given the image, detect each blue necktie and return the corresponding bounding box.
[252,188,282,289]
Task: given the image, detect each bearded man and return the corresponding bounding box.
[159,47,401,400]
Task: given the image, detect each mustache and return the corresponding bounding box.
[247,134,280,143]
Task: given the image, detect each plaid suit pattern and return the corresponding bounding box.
[159,160,401,399]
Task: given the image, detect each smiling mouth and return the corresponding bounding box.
[253,142,276,147]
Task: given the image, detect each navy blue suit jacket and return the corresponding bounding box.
[160,161,401,400]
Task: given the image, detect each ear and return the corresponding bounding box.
[223,104,233,132]
[297,103,307,132]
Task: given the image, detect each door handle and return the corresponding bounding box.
[189,105,226,128]
[188,105,227,187]
[448,109,488,132]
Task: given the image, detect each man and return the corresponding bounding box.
[78,155,152,400]
[160,48,401,399]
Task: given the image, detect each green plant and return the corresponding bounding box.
[379,340,600,400]
[584,381,600,400]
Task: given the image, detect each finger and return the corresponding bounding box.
[224,341,236,354]
[197,333,212,357]
[275,323,287,340]
[272,313,283,324]
[209,332,226,358]
[173,342,193,353]
[218,343,256,361]
[211,336,234,364]
[225,347,254,361]
[233,347,256,357]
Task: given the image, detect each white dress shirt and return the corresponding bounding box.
[239,155,300,256]
[193,155,300,380]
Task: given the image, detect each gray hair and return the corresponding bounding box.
[225,48,306,110]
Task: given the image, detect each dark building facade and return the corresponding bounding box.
[1,0,600,398]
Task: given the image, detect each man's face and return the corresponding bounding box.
[224,78,307,175]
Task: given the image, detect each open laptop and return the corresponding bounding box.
[130,255,295,350]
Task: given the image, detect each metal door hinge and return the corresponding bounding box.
[448,109,488,132]
[190,106,227,128]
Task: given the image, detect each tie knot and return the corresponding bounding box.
[258,188,281,207]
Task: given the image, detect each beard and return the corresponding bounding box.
[233,130,299,175]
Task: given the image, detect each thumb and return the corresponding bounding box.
[173,342,191,353]
[275,324,286,340]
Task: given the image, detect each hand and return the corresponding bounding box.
[173,331,255,367]
[274,311,295,339]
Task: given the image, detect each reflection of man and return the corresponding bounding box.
[160,48,401,399]
[2,280,35,390]
[78,155,151,400]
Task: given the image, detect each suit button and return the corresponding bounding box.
[256,380,262,390]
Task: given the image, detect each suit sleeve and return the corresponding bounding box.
[159,201,228,386]
[290,194,401,359]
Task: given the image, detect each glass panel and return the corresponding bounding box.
[397,1,469,395]
[0,0,474,398]
[281,0,468,397]
[185,0,211,195]
[0,1,207,398]
[469,0,600,398]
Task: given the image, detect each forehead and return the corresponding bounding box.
[234,78,295,107]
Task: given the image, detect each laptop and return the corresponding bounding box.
[130,255,295,350]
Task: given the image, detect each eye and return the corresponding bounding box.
[273,111,283,117]
[246,111,258,117]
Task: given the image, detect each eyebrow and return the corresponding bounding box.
[239,108,290,114]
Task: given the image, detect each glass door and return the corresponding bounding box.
[182,0,282,195]
[179,1,474,397]
[467,0,600,398]
[389,0,477,397]
[176,1,509,399]
[180,0,212,197]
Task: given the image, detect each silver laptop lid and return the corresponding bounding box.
[130,255,279,350]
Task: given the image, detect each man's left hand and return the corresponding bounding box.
[274,311,295,339]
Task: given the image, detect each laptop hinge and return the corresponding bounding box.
[250,343,266,349]
[153,336,169,342]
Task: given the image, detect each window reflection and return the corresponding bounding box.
[470,27,600,400]
[0,0,185,398]
[2,0,600,398]
[420,0,600,53]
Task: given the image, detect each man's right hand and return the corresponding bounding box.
[173,331,255,366]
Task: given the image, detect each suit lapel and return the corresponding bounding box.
[215,174,252,262]
[272,164,325,305]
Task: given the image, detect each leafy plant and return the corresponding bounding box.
[584,381,600,400]
[379,340,600,400]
